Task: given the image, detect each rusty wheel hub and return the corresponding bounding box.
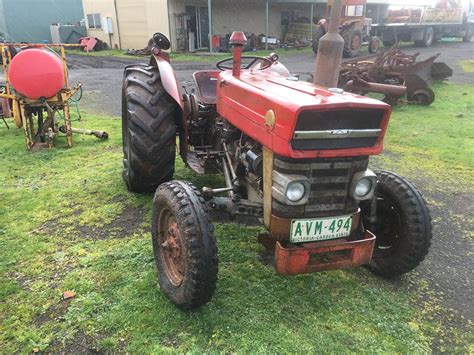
[352,35,361,50]
[159,215,185,286]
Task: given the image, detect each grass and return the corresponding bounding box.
[460,60,474,73]
[0,83,473,353]
[66,46,313,63]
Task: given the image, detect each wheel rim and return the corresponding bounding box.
[158,209,185,286]
[370,40,379,52]
[371,195,403,257]
[351,35,361,50]
[426,30,433,45]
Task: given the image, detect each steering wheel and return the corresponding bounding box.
[216,56,273,71]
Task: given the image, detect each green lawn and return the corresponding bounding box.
[0,83,472,353]
[460,60,474,73]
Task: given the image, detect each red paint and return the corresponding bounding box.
[318,19,329,33]
[274,231,376,275]
[151,53,183,109]
[229,31,247,46]
[9,48,65,99]
[79,37,97,52]
[216,69,391,159]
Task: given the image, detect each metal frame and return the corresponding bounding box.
[0,43,105,149]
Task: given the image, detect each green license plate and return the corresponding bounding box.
[290,215,352,243]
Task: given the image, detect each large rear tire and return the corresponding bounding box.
[152,181,218,309]
[312,26,325,55]
[363,170,432,278]
[122,64,179,193]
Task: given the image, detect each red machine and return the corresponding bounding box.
[121,31,432,309]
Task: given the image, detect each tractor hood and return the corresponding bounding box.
[216,69,392,159]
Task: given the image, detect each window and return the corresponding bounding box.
[345,5,365,17]
[87,14,101,29]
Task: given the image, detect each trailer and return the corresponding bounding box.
[371,0,473,47]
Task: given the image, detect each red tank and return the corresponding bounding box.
[9,48,66,100]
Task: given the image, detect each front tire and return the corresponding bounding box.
[363,171,432,278]
[122,64,179,193]
[152,181,218,309]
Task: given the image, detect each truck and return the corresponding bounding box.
[372,0,473,47]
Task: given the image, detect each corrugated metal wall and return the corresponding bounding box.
[0,0,84,43]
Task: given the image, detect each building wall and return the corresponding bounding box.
[82,0,169,50]
[169,0,326,50]
[0,0,84,43]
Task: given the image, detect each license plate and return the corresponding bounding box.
[290,215,352,243]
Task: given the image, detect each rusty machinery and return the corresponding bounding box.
[312,0,380,57]
[0,44,107,149]
[339,45,453,105]
[120,0,432,310]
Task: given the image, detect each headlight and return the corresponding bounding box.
[355,178,372,198]
[272,171,309,205]
[350,170,377,201]
[286,182,306,202]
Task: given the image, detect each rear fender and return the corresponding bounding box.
[150,54,183,109]
[318,19,329,33]
[150,54,188,162]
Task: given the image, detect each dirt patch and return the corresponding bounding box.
[161,335,180,349]
[33,299,71,327]
[35,205,147,240]
[49,330,103,354]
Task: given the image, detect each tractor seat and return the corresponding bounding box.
[193,70,220,105]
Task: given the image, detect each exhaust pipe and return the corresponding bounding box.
[313,0,344,88]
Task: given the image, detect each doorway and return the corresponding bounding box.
[186,5,209,51]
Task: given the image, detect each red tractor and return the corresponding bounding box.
[312,0,380,57]
[121,32,432,309]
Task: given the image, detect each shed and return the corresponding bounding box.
[0,0,84,43]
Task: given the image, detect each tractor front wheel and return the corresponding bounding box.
[368,36,380,54]
[122,64,178,193]
[363,170,432,278]
[152,181,218,309]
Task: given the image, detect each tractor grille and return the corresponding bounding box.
[272,155,369,219]
[291,109,385,150]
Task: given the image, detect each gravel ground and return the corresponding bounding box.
[55,40,474,328]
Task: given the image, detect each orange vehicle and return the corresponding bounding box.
[312,0,380,57]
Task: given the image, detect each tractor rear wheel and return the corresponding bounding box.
[363,171,432,278]
[122,64,178,193]
[311,26,325,54]
[152,181,218,309]
[342,27,363,58]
